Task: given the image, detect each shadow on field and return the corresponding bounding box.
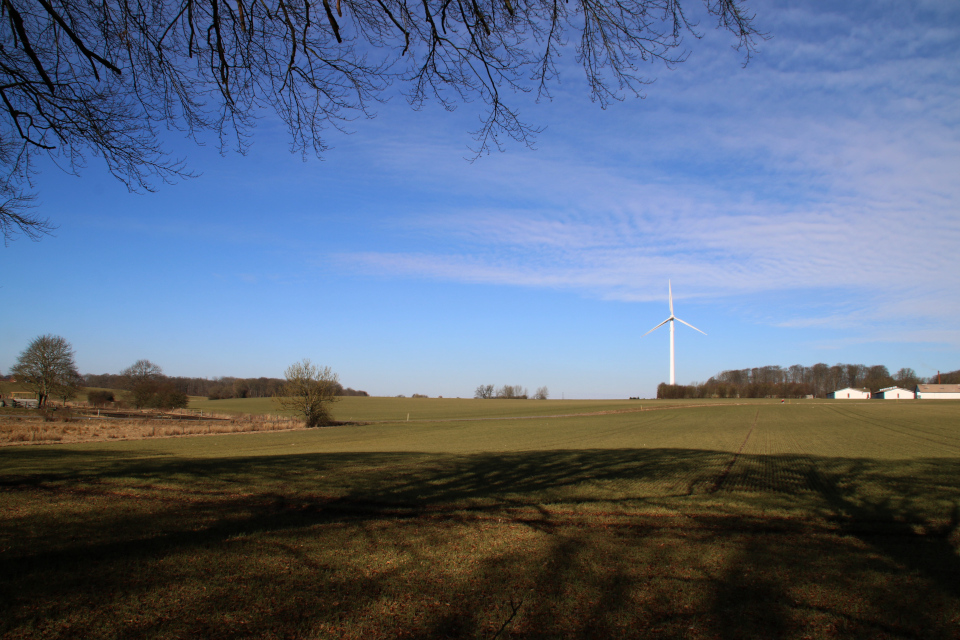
[2,446,959,639]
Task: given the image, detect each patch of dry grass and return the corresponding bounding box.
[0,412,304,445]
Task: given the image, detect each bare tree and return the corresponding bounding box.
[475,384,495,399]
[786,364,805,385]
[893,367,920,390]
[121,359,164,409]
[827,364,845,392]
[10,334,81,408]
[0,0,763,243]
[810,362,829,398]
[844,364,866,389]
[496,384,527,399]
[274,359,341,427]
[863,365,893,393]
[53,369,85,405]
[533,386,549,400]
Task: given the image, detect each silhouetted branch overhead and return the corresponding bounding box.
[0,0,763,242]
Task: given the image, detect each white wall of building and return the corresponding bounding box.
[828,387,871,399]
[876,387,915,400]
[916,391,960,399]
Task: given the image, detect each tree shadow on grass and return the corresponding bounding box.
[701,454,960,639]
[1,446,959,638]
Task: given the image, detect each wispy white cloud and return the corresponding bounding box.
[330,0,960,343]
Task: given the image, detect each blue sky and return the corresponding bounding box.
[2,0,959,398]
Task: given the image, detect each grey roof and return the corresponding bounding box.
[915,384,960,393]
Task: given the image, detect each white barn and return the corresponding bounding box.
[915,384,960,399]
[874,386,915,400]
[828,387,872,399]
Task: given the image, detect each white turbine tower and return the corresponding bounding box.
[643,281,706,385]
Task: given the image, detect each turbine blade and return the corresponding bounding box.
[675,317,706,335]
[668,280,674,316]
[642,318,672,337]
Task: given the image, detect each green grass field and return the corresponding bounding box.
[191,395,680,422]
[2,400,959,639]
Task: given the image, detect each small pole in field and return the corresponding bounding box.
[407,413,410,422]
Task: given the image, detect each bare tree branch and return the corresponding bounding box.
[0,0,765,243]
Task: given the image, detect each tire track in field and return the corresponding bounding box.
[710,407,759,493]
[822,404,960,453]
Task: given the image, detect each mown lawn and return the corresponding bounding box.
[2,402,959,639]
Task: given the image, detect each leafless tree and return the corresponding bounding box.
[496,384,527,399]
[533,385,548,400]
[844,364,866,389]
[893,367,920,390]
[121,359,164,409]
[475,383,494,399]
[810,362,828,398]
[827,364,844,392]
[0,0,764,242]
[53,369,85,405]
[863,365,893,393]
[10,334,81,407]
[273,358,341,426]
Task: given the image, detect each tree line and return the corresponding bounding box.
[84,373,282,399]
[475,384,549,400]
[3,340,190,410]
[656,363,952,399]
[83,373,368,400]
[6,334,367,410]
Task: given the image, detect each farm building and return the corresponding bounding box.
[874,386,915,400]
[914,384,960,399]
[828,387,871,399]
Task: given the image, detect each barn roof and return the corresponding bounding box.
[916,384,960,393]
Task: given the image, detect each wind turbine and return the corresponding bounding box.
[643,281,706,385]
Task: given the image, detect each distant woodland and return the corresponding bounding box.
[657,365,959,399]
[5,364,955,403]
[82,374,369,400]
